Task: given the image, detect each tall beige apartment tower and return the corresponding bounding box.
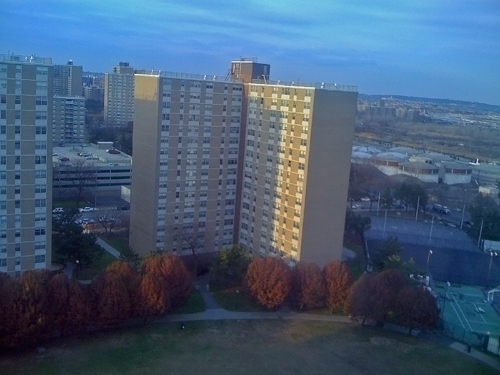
[104,62,135,127]
[129,72,243,257]
[129,61,357,268]
[238,79,357,267]
[0,54,53,275]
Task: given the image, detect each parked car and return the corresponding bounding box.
[106,149,120,154]
[361,197,371,202]
[99,216,116,223]
[79,206,95,213]
[432,204,450,214]
[52,207,64,214]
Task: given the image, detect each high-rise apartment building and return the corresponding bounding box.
[129,61,357,267]
[0,54,53,275]
[104,62,135,127]
[129,72,243,255]
[52,96,85,145]
[238,80,357,266]
[53,60,85,145]
[53,60,83,97]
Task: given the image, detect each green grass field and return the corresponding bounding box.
[100,236,129,254]
[0,320,495,375]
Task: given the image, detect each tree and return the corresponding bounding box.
[345,211,371,239]
[64,159,97,207]
[211,245,252,287]
[395,286,439,334]
[89,272,131,328]
[370,269,407,323]
[323,260,353,313]
[245,257,292,310]
[373,236,404,271]
[140,273,169,322]
[373,237,420,274]
[345,273,377,325]
[47,273,90,337]
[106,261,142,317]
[0,274,16,349]
[141,254,192,309]
[171,225,205,276]
[380,188,394,209]
[120,246,140,265]
[346,269,408,325]
[1,270,52,348]
[468,193,500,241]
[52,209,102,267]
[292,262,325,311]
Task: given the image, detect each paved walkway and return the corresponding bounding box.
[96,237,120,258]
[164,275,500,372]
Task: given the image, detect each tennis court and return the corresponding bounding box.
[434,282,500,347]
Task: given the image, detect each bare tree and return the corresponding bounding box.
[97,208,126,237]
[62,159,97,207]
[170,224,205,276]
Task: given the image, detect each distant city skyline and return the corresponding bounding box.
[1,0,499,105]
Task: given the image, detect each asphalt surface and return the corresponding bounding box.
[365,215,500,287]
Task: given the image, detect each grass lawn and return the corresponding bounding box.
[77,251,117,281]
[100,236,129,254]
[0,320,495,375]
[171,290,206,314]
[211,286,266,312]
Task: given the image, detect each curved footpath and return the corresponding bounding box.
[163,275,500,372]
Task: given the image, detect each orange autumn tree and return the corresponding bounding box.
[323,260,353,313]
[140,273,170,322]
[89,271,131,328]
[246,257,292,310]
[292,261,325,311]
[141,254,192,309]
[106,261,142,317]
[47,273,90,337]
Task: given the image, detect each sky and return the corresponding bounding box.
[1,0,499,105]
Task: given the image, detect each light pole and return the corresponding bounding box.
[75,259,80,280]
[429,216,434,244]
[487,251,497,288]
[427,250,433,272]
[235,289,240,310]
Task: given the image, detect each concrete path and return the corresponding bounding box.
[96,237,120,258]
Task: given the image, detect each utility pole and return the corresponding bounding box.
[415,196,420,221]
[478,218,484,248]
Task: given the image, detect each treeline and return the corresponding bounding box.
[243,257,438,333]
[0,254,191,350]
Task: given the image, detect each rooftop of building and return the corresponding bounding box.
[52,143,132,167]
[1,54,52,65]
[250,79,357,92]
[135,70,357,92]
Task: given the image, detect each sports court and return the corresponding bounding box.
[434,282,500,347]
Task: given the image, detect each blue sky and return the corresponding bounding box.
[1,0,499,104]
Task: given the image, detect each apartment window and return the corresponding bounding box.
[35,255,46,264]
[35,199,46,208]
[15,126,20,134]
[35,228,46,236]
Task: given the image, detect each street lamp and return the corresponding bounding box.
[75,259,80,280]
[487,251,497,288]
[427,250,433,272]
[235,289,240,310]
